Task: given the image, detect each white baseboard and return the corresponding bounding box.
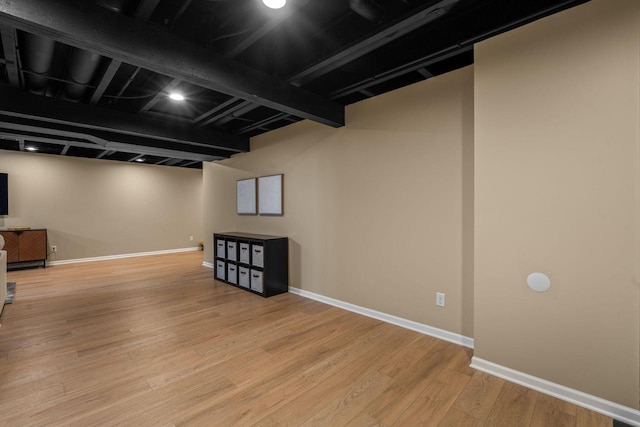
[202,261,214,269]
[288,286,474,349]
[200,264,472,349]
[193,270,637,423]
[48,247,200,266]
[470,357,640,426]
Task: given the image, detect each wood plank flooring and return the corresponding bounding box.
[0,252,612,426]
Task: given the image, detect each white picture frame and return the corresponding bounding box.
[258,174,283,216]
[236,178,257,215]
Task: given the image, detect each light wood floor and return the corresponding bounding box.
[0,251,612,426]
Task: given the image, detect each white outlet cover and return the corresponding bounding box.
[527,272,551,292]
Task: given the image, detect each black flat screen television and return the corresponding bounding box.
[0,173,7,215]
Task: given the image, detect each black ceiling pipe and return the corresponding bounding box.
[349,0,383,23]
[19,32,55,95]
[62,48,102,102]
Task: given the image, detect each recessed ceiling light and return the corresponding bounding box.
[135,158,145,162]
[25,146,38,152]
[168,93,185,101]
[262,0,286,9]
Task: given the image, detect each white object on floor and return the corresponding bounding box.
[0,250,7,315]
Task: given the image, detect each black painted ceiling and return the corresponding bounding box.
[0,0,588,168]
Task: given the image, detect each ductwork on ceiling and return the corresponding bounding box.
[349,0,383,23]
[20,32,55,95]
[62,49,102,102]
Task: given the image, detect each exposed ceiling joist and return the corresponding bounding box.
[89,0,160,106]
[0,120,107,146]
[164,158,183,166]
[0,115,230,159]
[89,58,121,105]
[0,25,19,86]
[288,0,460,87]
[0,117,234,158]
[0,0,345,127]
[139,78,180,112]
[196,0,461,127]
[199,100,255,128]
[134,0,161,22]
[0,85,248,153]
[330,0,588,101]
[169,0,193,27]
[225,0,312,59]
[331,45,473,99]
[193,97,241,125]
[0,129,222,162]
[238,112,289,134]
[417,68,433,79]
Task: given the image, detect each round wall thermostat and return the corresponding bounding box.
[527,272,551,292]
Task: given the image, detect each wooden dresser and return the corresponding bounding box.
[0,229,48,268]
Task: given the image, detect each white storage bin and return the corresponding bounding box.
[239,243,251,264]
[216,260,226,280]
[250,269,263,293]
[226,241,237,262]
[251,244,264,268]
[216,239,225,259]
[239,266,250,288]
[227,263,238,284]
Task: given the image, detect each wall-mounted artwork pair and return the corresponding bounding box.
[236,174,283,216]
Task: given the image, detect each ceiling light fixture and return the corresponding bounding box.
[262,0,286,9]
[168,93,185,101]
[25,146,38,152]
[135,158,145,162]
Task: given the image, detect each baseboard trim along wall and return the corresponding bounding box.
[288,286,474,349]
[199,266,640,423]
[470,357,640,426]
[48,247,200,266]
[200,262,473,347]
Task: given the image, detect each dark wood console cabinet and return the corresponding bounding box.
[0,229,48,268]
[214,232,288,298]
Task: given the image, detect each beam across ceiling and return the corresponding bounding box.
[0,117,232,158]
[288,0,460,87]
[134,0,161,22]
[90,0,160,105]
[89,58,121,104]
[0,25,19,86]
[197,0,460,128]
[0,0,345,128]
[225,0,313,59]
[0,84,248,154]
[0,129,222,162]
[139,78,180,112]
[330,0,589,100]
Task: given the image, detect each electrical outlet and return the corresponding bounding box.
[51,245,57,253]
[189,236,194,241]
[436,292,446,307]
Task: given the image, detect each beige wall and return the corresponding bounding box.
[474,0,640,408]
[0,151,203,260]
[204,66,475,337]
